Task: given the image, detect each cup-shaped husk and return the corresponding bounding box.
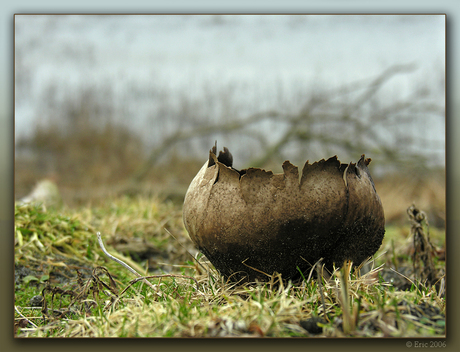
[183,146,385,282]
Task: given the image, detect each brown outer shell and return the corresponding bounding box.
[183,151,385,282]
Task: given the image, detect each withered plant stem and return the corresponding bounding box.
[315,259,330,322]
[96,231,156,290]
[340,261,355,334]
[15,306,38,329]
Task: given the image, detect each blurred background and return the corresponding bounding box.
[14,14,445,227]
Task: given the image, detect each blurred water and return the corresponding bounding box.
[14,14,445,166]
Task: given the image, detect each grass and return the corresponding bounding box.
[13,194,446,338]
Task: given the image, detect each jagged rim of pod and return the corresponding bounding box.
[207,143,375,191]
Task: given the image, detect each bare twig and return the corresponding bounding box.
[130,63,442,180]
[15,306,39,329]
[96,231,157,291]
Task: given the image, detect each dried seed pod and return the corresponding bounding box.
[183,145,385,282]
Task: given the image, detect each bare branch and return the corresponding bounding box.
[130,63,442,181]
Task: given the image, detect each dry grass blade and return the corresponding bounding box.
[314,259,330,322]
[241,259,273,279]
[338,260,356,334]
[119,274,200,298]
[164,227,215,280]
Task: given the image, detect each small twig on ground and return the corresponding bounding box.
[15,306,38,329]
[96,231,157,291]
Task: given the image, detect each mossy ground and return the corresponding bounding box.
[13,195,445,338]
